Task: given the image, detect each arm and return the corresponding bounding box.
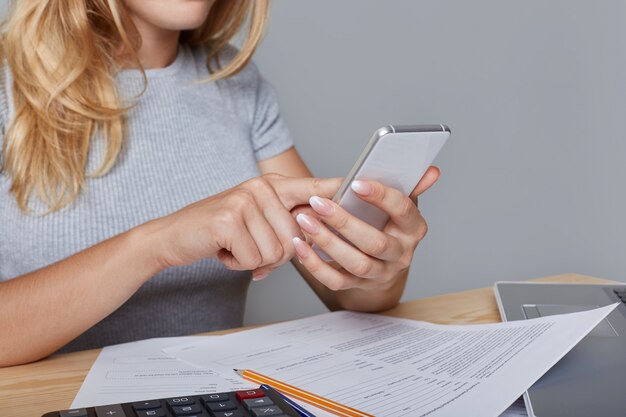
[258,147,437,312]
[0,174,340,367]
[0,222,165,367]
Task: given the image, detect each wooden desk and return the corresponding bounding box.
[0,273,618,416]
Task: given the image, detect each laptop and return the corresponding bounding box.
[494,281,626,417]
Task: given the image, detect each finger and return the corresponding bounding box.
[296,213,386,279]
[243,206,285,269]
[292,237,375,291]
[238,177,304,266]
[290,204,320,220]
[409,166,440,200]
[290,205,321,244]
[275,177,343,209]
[218,224,262,271]
[253,185,304,261]
[309,196,403,261]
[351,180,420,231]
[251,266,274,282]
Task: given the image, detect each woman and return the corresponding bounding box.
[0,0,439,367]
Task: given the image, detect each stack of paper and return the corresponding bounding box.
[71,337,251,406]
[72,304,617,417]
[71,336,330,416]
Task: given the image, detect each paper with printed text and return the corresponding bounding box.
[165,305,617,417]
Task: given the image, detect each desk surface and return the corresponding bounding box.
[0,273,618,416]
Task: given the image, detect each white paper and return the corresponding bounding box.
[71,336,253,408]
[498,398,527,417]
[165,304,617,417]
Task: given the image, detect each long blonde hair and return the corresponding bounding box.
[0,0,269,213]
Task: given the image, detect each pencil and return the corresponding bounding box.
[234,368,374,417]
[259,384,316,417]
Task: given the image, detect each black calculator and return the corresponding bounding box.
[42,387,302,417]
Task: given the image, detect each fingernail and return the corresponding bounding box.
[296,213,319,234]
[351,180,372,196]
[252,272,269,281]
[292,236,309,259]
[309,196,334,216]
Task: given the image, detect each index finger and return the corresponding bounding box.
[276,177,343,209]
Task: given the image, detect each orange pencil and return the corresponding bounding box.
[234,368,374,417]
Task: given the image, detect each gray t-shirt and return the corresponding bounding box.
[0,45,294,352]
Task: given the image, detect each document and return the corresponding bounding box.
[165,304,617,417]
[499,398,527,417]
[71,337,252,408]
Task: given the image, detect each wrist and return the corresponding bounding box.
[127,218,172,278]
[337,269,408,312]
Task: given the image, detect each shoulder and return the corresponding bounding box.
[188,43,262,85]
[191,44,266,122]
[217,44,261,78]
[189,44,293,160]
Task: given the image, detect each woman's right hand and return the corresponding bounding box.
[148,173,342,278]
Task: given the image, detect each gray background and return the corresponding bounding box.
[2,1,625,326]
[246,0,626,325]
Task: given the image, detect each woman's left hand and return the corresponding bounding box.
[292,166,440,292]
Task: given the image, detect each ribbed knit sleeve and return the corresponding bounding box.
[216,47,294,161]
[250,71,294,161]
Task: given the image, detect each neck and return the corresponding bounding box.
[126,15,181,69]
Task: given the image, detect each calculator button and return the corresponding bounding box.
[206,401,237,412]
[171,404,202,415]
[166,397,196,406]
[59,409,88,417]
[94,404,127,417]
[135,410,166,417]
[250,406,284,417]
[201,393,230,403]
[212,412,244,417]
[235,389,265,401]
[133,400,161,410]
[243,397,274,410]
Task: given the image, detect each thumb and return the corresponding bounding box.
[277,177,343,209]
[409,166,440,200]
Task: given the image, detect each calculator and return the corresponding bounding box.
[42,387,302,417]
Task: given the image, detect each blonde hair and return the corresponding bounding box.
[0,0,269,213]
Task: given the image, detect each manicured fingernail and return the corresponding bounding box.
[292,236,309,258]
[296,213,319,234]
[351,180,372,195]
[252,272,269,281]
[309,196,334,216]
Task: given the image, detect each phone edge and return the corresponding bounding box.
[331,124,449,203]
[331,125,393,203]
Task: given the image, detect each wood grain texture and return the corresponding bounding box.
[0,274,619,416]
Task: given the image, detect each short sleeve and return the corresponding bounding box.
[212,45,294,162]
[250,74,294,161]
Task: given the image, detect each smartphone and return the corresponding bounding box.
[313,124,450,260]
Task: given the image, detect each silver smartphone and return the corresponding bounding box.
[313,124,450,260]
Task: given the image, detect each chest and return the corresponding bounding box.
[0,81,260,278]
